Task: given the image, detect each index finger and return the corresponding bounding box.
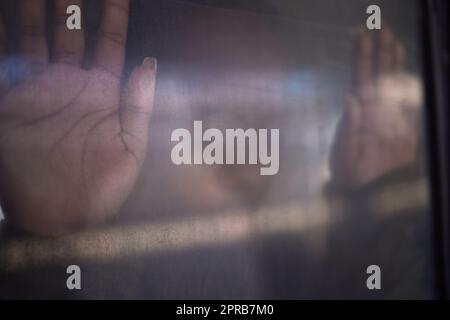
[353,30,374,101]
[93,0,130,77]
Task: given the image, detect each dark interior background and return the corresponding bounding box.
[0,0,437,299]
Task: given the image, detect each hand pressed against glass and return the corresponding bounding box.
[0,0,157,236]
[331,28,421,187]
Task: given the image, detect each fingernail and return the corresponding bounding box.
[143,57,157,70]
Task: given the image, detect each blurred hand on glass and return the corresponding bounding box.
[0,0,156,236]
[330,28,422,188]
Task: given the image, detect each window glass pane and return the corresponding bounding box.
[0,0,437,299]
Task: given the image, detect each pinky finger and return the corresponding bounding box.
[0,15,5,58]
[0,15,9,94]
[393,41,405,73]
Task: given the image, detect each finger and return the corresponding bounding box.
[120,57,157,165]
[53,0,85,66]
[18,0,49,75]
[0,15,9,94]
[353,29,374,99]
[0,15,5,58]
[93,0,130,77]
[377,27,395,75]
[393,41,405,73]
[330,95,361,185]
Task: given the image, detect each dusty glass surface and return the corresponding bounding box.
[0,0,435,299]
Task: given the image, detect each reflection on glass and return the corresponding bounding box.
[0,0,434,299]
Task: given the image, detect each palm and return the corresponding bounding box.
[0,0,156,236]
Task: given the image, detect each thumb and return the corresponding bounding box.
[343,95,361,132]
[120,57,157,165]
